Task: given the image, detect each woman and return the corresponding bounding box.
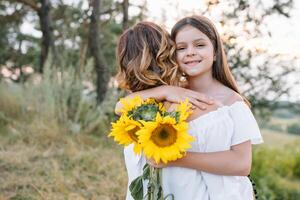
[115,21,214,200]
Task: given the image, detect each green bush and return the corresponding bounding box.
[0,83,27,123]
[273,108,296,119]
[0,58,120,141]
[287,123,300,135]
[263,123,284,132]
[293,154,300,178]
[252,146,300,200]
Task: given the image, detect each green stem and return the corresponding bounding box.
[159,168,163,199]
[146,166,165,200]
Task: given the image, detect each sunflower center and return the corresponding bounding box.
[127,126,140,142]
[151,124,177,147]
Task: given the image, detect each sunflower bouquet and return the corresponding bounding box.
[109,96,194,200]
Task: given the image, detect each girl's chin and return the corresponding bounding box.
[185,68,203,75]
[185,68,211,77]
[186,71,203,77]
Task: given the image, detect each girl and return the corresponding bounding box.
[115,21,214,200]
[117,16,263,200]
[146,15,263,200]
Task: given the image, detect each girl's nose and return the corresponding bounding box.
[186,46,196,56]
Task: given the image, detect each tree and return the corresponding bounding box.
[37,0,56,73]
[0,1,39,82]
[14,0,56,73]
[0,0,146,101]
[88,0,109,104]
[122,0,129,30]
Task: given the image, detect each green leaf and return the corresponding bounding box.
[164,194,175,200]
[142,164,150,180]
[129,176,144,200]
[131,104,159,121]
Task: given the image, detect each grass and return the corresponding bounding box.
[261,128,300,147]
[0,132,127,200]
[0,78,300,199]
[1,123,299,199]
[0,79,127,199]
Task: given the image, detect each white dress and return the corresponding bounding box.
[124,101,263,200]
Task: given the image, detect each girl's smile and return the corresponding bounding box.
[184,59,202,67]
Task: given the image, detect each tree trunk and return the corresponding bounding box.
[122,0,129,30]
[88,0,108,104]
[15,0,56,73]
[37,0,56,73]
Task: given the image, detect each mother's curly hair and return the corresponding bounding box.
[116,21,184,92]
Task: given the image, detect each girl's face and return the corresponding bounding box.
[175,25,215,77]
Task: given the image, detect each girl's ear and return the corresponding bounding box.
[213,50,218,61]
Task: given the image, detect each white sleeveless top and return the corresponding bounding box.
[124,101,263,200]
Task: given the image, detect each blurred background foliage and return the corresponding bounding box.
[0,0,299,199]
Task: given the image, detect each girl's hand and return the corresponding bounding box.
[158,85,214,110]
[147,158,169,169]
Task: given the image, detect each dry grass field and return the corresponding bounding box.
[1,122,299,199]
[0,132,127,200]
[0,83,299,200]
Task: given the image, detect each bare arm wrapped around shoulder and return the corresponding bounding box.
[115,85,214,115]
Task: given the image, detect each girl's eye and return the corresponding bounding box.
[176,47,185,51]
[196,44,204,47]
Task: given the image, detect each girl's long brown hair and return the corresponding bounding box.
[116,21,184,92]
[171,15,250,105]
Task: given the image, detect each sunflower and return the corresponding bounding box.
[116,96,164,116]
[145,98,165,112]
[137,113,194,164]
[109,115,143,154]
[116,96,144,115]
[176,98,193,122]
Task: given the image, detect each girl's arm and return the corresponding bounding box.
[115,85,214,115]
[148,141,252,176]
